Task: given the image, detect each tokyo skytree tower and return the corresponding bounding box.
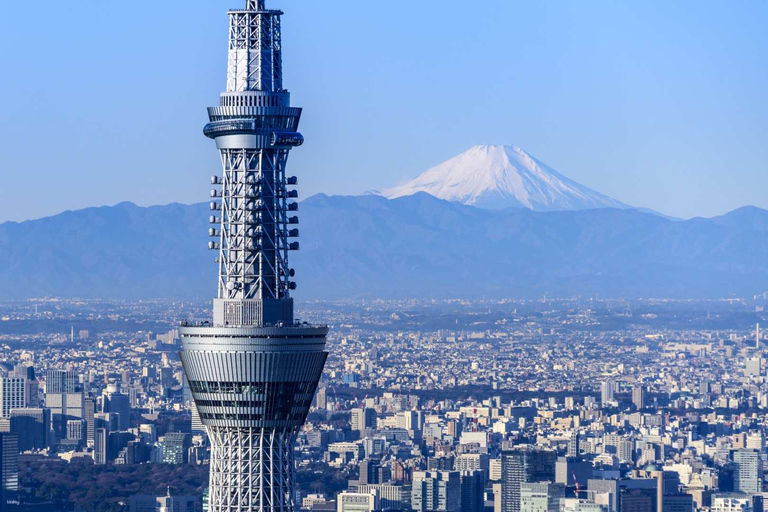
[180,1,328,510]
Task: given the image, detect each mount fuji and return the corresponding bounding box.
[383,145,632,212]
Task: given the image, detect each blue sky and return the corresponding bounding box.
[1,0,767,221]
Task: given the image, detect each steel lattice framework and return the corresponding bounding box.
[215,148,293,303]
[208,428,295,511]
[180,1,328,511]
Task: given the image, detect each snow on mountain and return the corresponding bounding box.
[383,145,630,211]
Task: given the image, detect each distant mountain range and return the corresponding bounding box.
[382,145,632,212]
[2,194,768,300]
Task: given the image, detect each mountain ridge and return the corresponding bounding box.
[3,196,768,300]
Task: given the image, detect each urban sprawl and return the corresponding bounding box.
[0,297,767,512]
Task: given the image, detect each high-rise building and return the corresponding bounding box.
[604,434,634,463]
[601,381,616,405]
[411,471,461,512]
[568,432,580,458]
[355,459,381,486]
[621,488,656,512]
[9,408,50,451]
[461,470,487,512]
[45,370,78,393]
[455,453,490,473]
[588,480,621,512]
[555,457,592,487]
[0,433,19,509]
[501,448,557,512]
[315,387,327,410]
[351,408,377,434]
[84,397,96,447]
[94,428,108,465]
[103,385,131,431]
[588,479,658,512]
[0,378,26,419]
[178,2,329,510]
[662,494,693,512]
[13,364,34,382]
[733,449,762,494]
[745,357,763,377]
[428,456,455,471]
[163,433,192,465]
[520,482,565,512]
[45,391,84,440]
[632,386,646,410]
[67,419,86,443]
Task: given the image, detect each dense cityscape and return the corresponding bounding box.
[0,297,767,511]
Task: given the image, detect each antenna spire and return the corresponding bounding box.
[247,0,265,10]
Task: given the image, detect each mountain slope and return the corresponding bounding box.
[0,202,214,300]
[2,196,768,300]
[383,145,630,211]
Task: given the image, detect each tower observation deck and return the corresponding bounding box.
[179,1,328,510]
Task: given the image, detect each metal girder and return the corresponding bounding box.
[208,427,297,512]
[216,148,291,302]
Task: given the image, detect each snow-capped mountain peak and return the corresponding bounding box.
[383,145,630,211]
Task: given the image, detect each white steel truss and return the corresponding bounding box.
[227,5,283,93]
[208,426,297,512]
[216,148,291,301]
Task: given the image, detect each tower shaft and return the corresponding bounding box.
[180,2,328,511]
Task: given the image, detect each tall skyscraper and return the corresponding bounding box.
[632,385,646,410]
[461,470,487,512]
[411,471,461,512]
[601,381,616,405]
[351,408,377,434]
[733,449,762,494]
[45,370,78,393]
[501,447,557,512]
[84,397,96,447]
[315,386,327,410]
[0,433,19,508]
[520,482,565,512]
[102,384,131,431]
[45,391,84,441]
[94,428,108,465]
[179,1,329,510]
[9,408,50,451]
[568,431,580,458]
[0,378,26,419]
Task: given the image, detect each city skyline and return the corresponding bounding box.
[2,0,768,221]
